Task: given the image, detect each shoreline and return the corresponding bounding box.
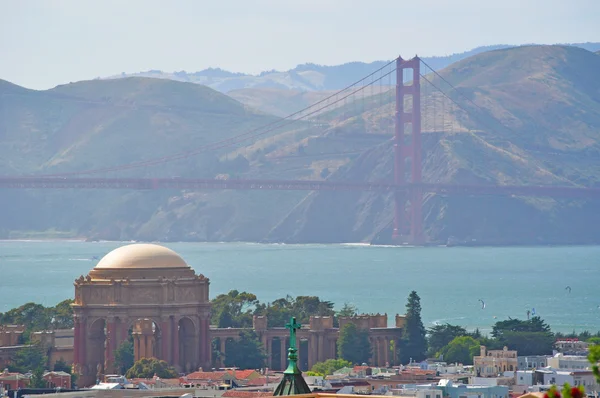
[1,238,600,249]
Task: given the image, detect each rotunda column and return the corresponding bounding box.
[173,316,180,370]
[161,317,171,363]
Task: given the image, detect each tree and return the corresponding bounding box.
[53,357,71,373]
[491,316,551,338]
[0,303,51,337]
[50,299,74,329]
[427,324,467,357]
[53,357,78,387]
[216,310,235,328]
[211,290,259,328]
[311,359,352,376]
[439,336,480,365]
[125,358,178,379]
[400,291,427,363]
[336,303,358,318]
[114,340,134,375]
[491,317,554,356]
[9,343,48,374]
[223,330,266,369]
[587,337,600,345]
[589,344,600,384]
[0,300,74,340]
[29,367,46,388]
[337,323,371,365]
[259,295,335,327]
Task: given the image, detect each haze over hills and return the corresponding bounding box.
[105,43,600,93]
[1,45,600,244]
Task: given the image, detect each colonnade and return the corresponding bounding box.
[211,330,398,370]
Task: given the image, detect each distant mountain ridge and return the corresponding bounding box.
[105,42,600,93]
[2,45,600,245]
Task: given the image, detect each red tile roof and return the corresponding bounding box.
[221,391,273,398]
[185,371,229,380]
[232,370,259,379]
[245,377,282,386]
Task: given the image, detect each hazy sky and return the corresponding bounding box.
[1,0,598,90]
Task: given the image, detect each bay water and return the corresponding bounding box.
[1,241,598,334]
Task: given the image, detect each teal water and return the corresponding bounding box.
[0,241,598,334]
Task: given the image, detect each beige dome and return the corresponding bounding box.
[89,243,195,279]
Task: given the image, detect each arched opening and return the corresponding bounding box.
[178,317,197,373]
[88,318,106,381]
[212,337,223,368]
[131,319,160,362]
[271,337,283,371]
[299,339,309,371]
[222,337,236,367]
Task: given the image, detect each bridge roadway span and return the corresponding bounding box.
[1,177,600,199]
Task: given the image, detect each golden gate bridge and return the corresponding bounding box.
[2,56,599,245]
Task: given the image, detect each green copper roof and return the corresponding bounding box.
[273,317,311,396]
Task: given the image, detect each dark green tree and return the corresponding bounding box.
[491,317,554,356]
[337,323,371,365]
[292,296,335,325]
[50,299,74,329]
[53,357,78,387]
[211,290,259,328]
[223,330,266,369]
[427,324,467,356]
[114,340,135,375]
[29,367,46,388]
[125,357,178,379]
[400,291,427,363]
[9,343,48,374]
[260,295,335,327]
[216,310,235,328]
[336,303,358,318]
[439,336,480,365]
[469,328,482,339]
[491,316,551,338]
[0,303,51,338]
[53,357,71,373]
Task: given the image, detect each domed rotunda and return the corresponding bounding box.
[73,243,211,386]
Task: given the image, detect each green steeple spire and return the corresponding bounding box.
[273,317,311,396]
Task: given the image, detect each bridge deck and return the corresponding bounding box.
[1,177,599,199]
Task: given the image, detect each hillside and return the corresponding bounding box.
[264,45,600,245]
[105,43,600,93]
[1,45,600,244]
[0,77,289,239]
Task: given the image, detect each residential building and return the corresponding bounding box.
[474,346,518,377]
[389,385,443,398]
[546,354,591,370]
[553,339,590,356]
[43,371,72,389]
[183,369,262,388]
[517,356,548,370]
[0,369,29,390]
[534,369,599,393]
[438,379,509,398]
[515,370,535,386]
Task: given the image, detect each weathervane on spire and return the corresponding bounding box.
[284,317,301,372]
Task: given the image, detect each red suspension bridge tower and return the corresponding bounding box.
[392,56,424,245]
